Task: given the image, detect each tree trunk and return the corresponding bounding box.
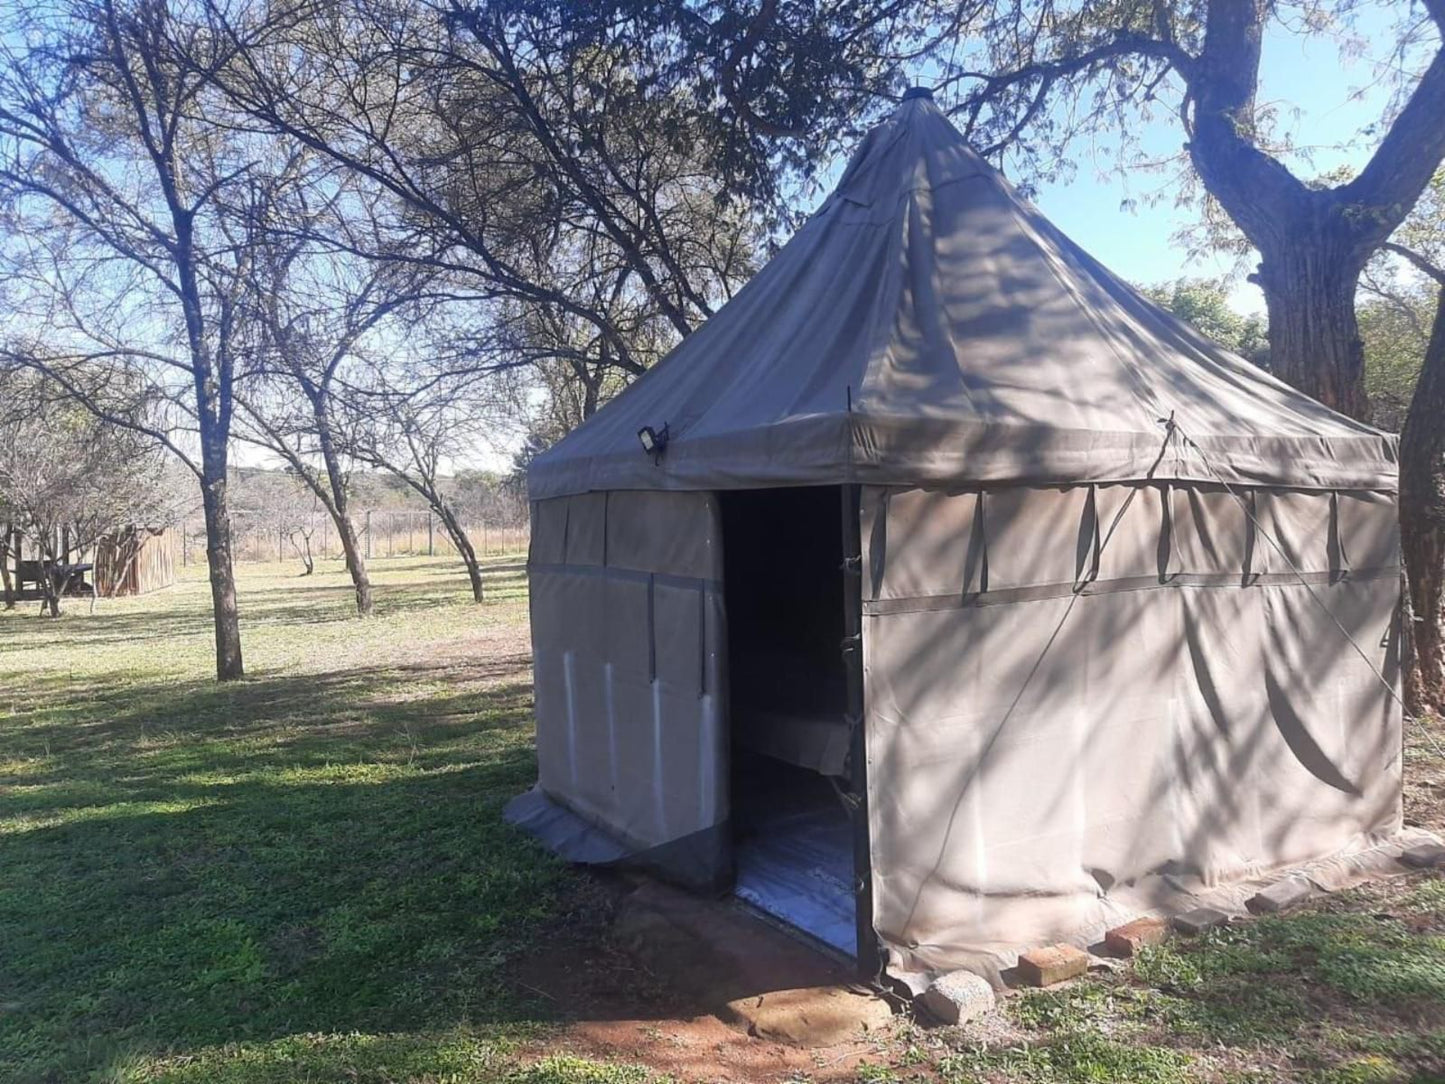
[41,567,62,618]
[436,502,484,603]
[200,439,244,681]
[333,509,372,614]
[32,534,62,618]
[1402,288,1445,714]
[1,526,13,610]
[1254,236,1370,419]
[291,531,315,575]
[313,395,373,616]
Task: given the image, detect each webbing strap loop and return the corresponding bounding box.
[1073,484,1102,593]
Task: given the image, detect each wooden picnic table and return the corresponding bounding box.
[15,560,97,610]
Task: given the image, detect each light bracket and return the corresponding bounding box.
[637,422,670,464]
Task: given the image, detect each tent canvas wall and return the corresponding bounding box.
[507,89,1403,982]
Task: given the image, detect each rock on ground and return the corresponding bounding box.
[1247,877,1313,915]
[919,969,996,1025]
[724,986,894,1047]
[1400,842,1445,869]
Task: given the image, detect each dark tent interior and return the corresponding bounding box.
[721,487,856,955]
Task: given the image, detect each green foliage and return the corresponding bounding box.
[1180,912,1445,1004]
[851,1064,901,1083]
[1322,1056,1405,1083]
[939,1029,1192,1084]
[1359,289,1433,432]
[1140,278,1270,366]
[506,1056,657,1084]
[1010,983,1153,1031]
[1131,943,1206,990]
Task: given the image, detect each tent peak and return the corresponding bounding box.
[901,85,935,101]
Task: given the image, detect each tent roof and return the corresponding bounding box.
[529,93,1397,500]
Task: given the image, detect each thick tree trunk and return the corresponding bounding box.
[1402,290,1445,714]
[1254,236,1370,419]
[200,438,244,681]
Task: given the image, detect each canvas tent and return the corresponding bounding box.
[507,88,1403,982]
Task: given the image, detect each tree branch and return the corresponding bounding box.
[1,348,203,478]
[1338,47,1445,246]
[1384,240,1445,286]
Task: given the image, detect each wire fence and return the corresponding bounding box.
[180,510,529,567]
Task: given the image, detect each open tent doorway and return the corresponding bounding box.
[720,487,858,957]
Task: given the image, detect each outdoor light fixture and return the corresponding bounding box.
[637,422,670,464]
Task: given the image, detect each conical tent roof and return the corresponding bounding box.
[528,92,1396,500]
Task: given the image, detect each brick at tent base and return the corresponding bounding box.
[1247,877,1313,915]
[1017,944,1090,987]
[1104,917,1169,957]
[1399,843,1445,869]
[1173,907,1230,936]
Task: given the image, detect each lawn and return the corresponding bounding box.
[0,557,599,1083]
[2,557,1444,1084]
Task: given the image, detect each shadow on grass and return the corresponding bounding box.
[0,562,530,653]
[0,658,574,1083]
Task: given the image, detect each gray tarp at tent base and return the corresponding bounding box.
[507,88,1403,982]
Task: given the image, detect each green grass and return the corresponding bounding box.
[0,557,657,1084]
[4,556,1445,1084]
[894,871,1445,1084]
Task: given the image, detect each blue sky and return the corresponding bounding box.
[1009,2,1424,313]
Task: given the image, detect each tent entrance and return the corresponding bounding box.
[720,487,858,957]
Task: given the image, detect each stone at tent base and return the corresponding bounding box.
[1400,843,1445,869]
[1104,916,1169,957]
[1017,944,1090,987]
[1247,877,1313,915]
[1248,872,1317,919]
[1173,907,1230,936]
[724,986,894,1047]
[919,970,996,1024]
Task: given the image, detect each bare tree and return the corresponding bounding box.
[341,363,506,604]
[0,0,255,675]
[0,369,176,616]
[231,165,435,616]
[0,485,15,610]
[194,0,821,405]
[230,467,323,575]
[0,527,14,610]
